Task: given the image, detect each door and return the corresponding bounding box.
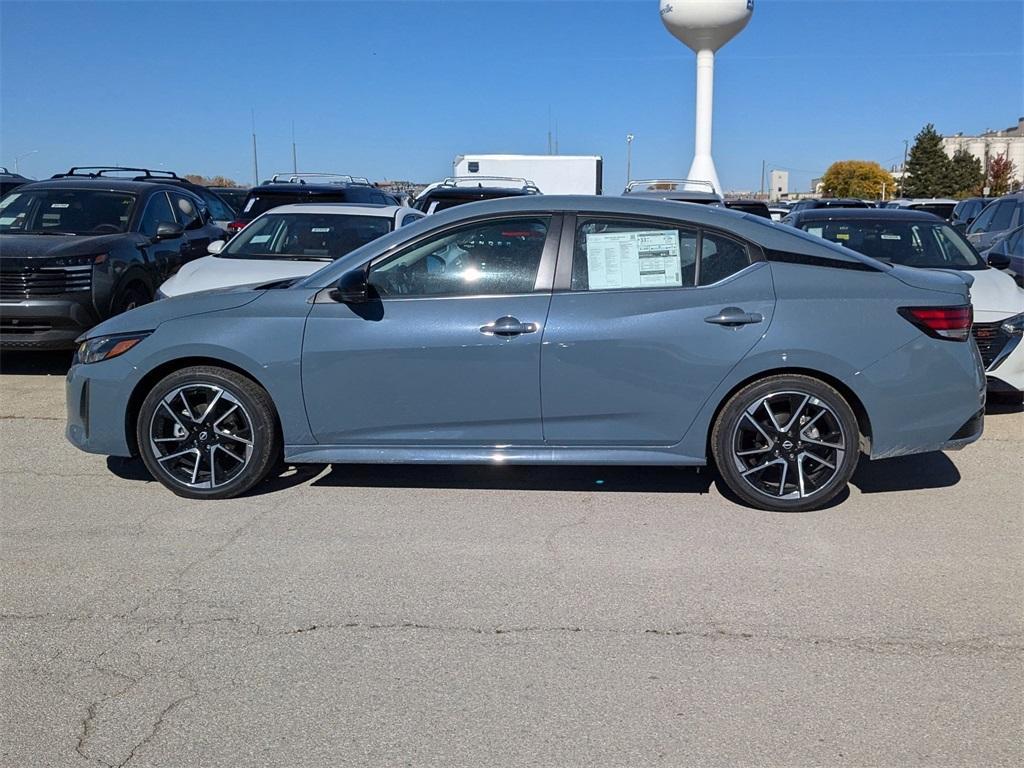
[541,215,776,445]
[302,214,559,446]
[137,191,184,284]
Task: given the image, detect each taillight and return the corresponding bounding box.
[227,220,247,234]
[898,305,973,341]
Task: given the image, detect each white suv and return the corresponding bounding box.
[158,203,423,298]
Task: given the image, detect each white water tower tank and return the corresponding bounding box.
[659,0,754,193]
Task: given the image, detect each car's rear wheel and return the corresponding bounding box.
[711,375,860,512]
[136,366,280,499]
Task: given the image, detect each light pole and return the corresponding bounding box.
[626,134,634,187]
[13,150,37,174]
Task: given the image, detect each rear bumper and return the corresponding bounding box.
[0,297,97,350]
[938,408,985,451]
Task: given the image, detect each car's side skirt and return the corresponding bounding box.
[284,445,706,466]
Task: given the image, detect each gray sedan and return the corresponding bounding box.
[65,196,985,512]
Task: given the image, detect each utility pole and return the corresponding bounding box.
[547,107,553,155]
[251,109,260,187]
[291,121,298,174]
[626,134,634,186]
[13,150,37,174]
[759,160,766,200]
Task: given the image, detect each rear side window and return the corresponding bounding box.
[699,232,750,285]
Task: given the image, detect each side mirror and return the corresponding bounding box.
[987,249,1011,270]
[207,240,225,255]
[154,221,184,241]
[330,266,370,303]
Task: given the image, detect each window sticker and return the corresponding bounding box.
[50,203,70,209]
[310,227,331,233]
[835,233,850,241]
[0,193,20,209]
[881,234,901,240]
[243,198,255,213]
[249,234,271,243]
[807,227,823,238]
[585,230,682,290]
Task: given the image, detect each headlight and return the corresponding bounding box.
[75,332,151,364]
[1001,313,1024,336]
[45,253,107,268]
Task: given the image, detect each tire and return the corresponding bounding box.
[711,374,860,512]
[135,366,280,499]
[112,284,150,316]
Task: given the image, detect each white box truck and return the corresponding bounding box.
[453,154,603,195]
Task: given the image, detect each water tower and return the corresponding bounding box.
[659,0,754,193]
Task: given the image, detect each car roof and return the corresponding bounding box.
[13,177,196,194]
[254,203,414,216]
[787,207,944,222]
[250,182,379,194]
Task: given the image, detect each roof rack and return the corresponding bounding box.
[624,178,717,194]
[50,166,183,181]
[268,173,372,186]
[415,176,541,199]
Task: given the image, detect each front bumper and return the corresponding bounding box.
[0,297,98,350]
[65,359,134,457]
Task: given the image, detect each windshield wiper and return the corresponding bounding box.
[7,229,78,236]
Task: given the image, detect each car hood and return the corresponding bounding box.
[0,233,132,263]
[962,266,1024,320]
[79,285,264,341]
[159,255,328,297]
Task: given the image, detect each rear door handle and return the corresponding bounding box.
[704,307,764,326]
[480,316,538,336]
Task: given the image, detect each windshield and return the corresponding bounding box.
[796,219,983,270]
[221,211,393,261]
[0,188,136,235]
[240,192,353,219]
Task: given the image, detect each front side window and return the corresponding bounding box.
[368,216,550,297]
[139,192,177,238]
[221,212,393,261]
[798,219,983,269]
[0,188,135,235]
[171,193,203,230]
[571,218,698,291]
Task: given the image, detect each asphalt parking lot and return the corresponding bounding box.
[1,353,1021,767]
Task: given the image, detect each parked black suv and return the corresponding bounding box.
[412,177,541,214]
[229,174,398,235]
[0,167,33,197]
[0,167,224,350]
[788,198,871,213]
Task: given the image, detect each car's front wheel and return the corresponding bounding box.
[136,366,280,499]
[711,374,861,512]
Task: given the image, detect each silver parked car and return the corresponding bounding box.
[66,196,985,512]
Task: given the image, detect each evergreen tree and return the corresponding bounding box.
[947,149,984,198]
[903,123,952,197]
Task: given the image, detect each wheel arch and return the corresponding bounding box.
[124,356,282,455]
[704,366,873,460]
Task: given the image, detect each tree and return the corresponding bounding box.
[821,160,894,199]
[986,154,1019,197]
[183,174,240,187]
[903,123,952,198]
[947,149,984,198]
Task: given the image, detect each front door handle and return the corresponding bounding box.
[704,307,764,326]
[480,316,538,336]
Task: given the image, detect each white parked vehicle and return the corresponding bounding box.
[453,154,603,194]
[157,204,423,298]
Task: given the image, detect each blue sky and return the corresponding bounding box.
[2,0,1021,193]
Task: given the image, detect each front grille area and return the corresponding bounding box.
[0,318,52,334]
[0,265,92,300]
[972,321,1011,369]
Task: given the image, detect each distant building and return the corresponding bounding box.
[769,170,788,202]
[942,117,1024,185]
